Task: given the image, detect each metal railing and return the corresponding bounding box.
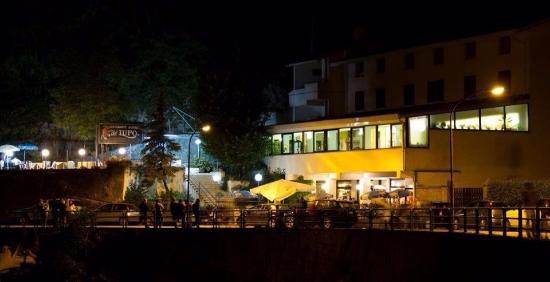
[3,207,550,240]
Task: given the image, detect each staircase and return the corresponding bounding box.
[188,173,234,208]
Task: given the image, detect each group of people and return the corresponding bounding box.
[35,198,78,227]
[138,197,201,228]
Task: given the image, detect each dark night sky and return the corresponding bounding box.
[1,2,549,80]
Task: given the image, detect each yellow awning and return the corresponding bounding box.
[250,179,314,202]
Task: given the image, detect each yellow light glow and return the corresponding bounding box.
[201,125,211,132]
[491,86,505,96]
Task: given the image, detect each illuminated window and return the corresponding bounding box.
[430,113,452,129]
[408,116,428,147]
[391,124,402,147]
[272,134,282,155]
[314,131,325,152]
[364,125,377,149]
[327,129,338,151]
[351,128,364,150]
[339,128,351,151]
[455,110,479,130]
[293,132,303,153]
[282,134,293,154]
[303,131,314,153]
[505,104,528,131]
[481,107,504,131]
[377,124,391,148]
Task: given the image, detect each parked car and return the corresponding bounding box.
[93,203,140,225]
[285,200,357,229]
[454,200,508,230]
[13,198,84,225]
[238,204,289,228]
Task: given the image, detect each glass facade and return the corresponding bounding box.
[430,113,452,129]
[351,127,364,150]
[505,104,528,131]
[455,110,480,130]
[314,131,325,152]
[270,103,527,155]
[365,125,377,149]
[339,128,351,151]
[481,107,504,131]
[327,130,338,151]
[377,124,391,148]
[408,116,428,147]
[392,124,402,147]
[293,132,303,153]
[304,131,314,153]
[427,104,528,132]
[282,134,293,154]
[272,134,282,155]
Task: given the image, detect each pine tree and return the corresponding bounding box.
[141,92,181,194]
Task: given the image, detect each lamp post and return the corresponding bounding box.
[78,148,86,168]
[254,173,263,187]
[449,86,505,207]
[187,124,211,201]
[195,139,202,159]
[41,149,50,169]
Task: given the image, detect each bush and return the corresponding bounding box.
[124,182,150,206]
[486,179,550,206]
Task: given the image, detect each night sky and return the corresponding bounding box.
[1,2,549,84]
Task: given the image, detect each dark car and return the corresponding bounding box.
[238,204,289,228]
[429,201,453,228]
[13,198,84,225]
[285,200,357,229]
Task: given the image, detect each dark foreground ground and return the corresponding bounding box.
[0,227,548,281]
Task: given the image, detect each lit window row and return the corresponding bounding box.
[271,124,402,155]
[408,103,529,147]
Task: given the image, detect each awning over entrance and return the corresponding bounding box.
[251,179,314,202]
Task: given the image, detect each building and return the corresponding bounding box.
[266,19,550,205]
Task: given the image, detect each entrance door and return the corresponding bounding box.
[336,180,352,200]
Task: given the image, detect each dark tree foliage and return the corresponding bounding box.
[194,66,271,180]
[141,93,181,193]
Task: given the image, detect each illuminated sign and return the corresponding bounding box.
[97,123,143,144]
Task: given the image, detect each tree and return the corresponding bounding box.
[194,68,271,180]
[141,93,181,193]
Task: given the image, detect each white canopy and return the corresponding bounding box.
[251,179,314,202]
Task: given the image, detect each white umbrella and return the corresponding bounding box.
[0,145,20,154]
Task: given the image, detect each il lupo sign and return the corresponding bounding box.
[97,123,143,144]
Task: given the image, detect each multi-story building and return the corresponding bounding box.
[266,19,550,205]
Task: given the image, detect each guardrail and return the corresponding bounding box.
[3,207,550,240]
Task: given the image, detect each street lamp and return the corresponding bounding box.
[254,173,263,187]
[41,149,50,169]
[118,147,127,156]
[78,148,86,168]
[5,151,13,169]
[448,86,505,207]
[195,139,202,159]
[187,124,211,201]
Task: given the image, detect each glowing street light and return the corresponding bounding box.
[212,172,222,182]
[78,148,86,168]
[118,147,127,155]
[254,173,263,187]
[41,149,50,169]
[195,139,202,159]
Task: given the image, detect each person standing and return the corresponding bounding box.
[154,199,164,228]
[169,197,179,228]
[192,199,201,228]
[59,199,67,227]
[139,198,149,228]
[37,199,49,227]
